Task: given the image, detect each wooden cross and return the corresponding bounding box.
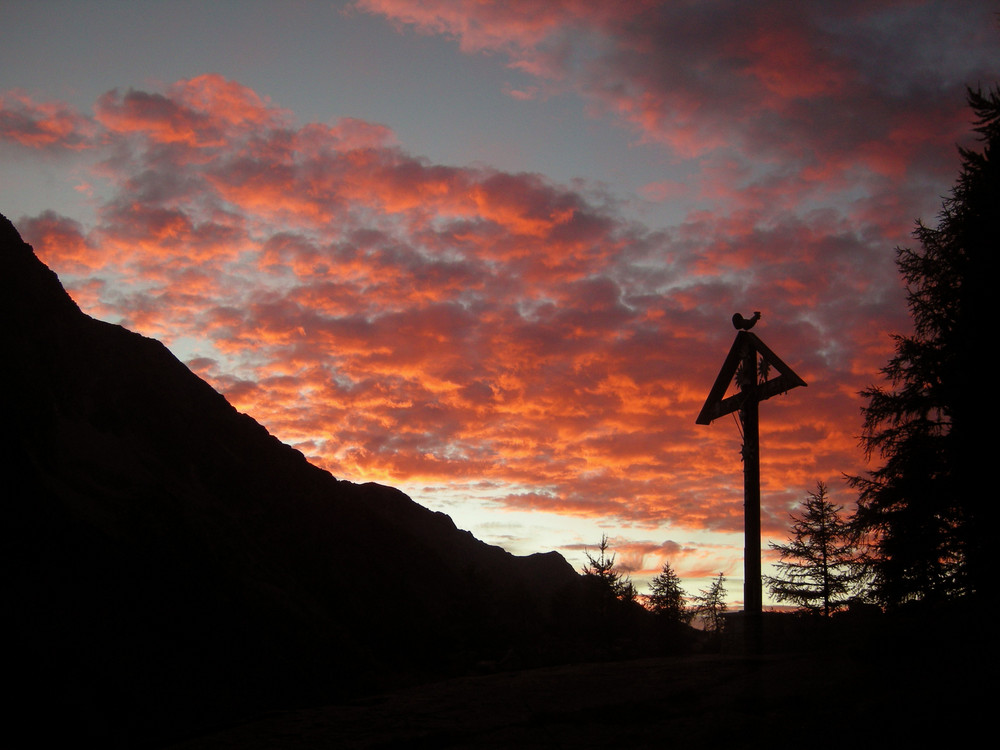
[697,316,806,651]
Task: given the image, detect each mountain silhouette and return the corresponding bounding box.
[1,214,592,746]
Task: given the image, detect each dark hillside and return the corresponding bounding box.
[1,214,591,746]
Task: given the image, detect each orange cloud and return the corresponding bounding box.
[7,69,949,547]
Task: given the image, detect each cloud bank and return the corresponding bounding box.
[3,1,995,577]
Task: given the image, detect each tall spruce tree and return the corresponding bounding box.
[849,86,998,606]
[766,482,857,617]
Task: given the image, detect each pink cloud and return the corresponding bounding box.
[0,91,97,151]
[352,0,648,56]
[94,74,286,147]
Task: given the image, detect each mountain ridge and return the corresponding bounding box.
[2,213,591,746]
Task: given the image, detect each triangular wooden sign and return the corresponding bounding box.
[696,331,806,425]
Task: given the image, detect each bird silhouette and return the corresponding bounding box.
[732,311,761,330]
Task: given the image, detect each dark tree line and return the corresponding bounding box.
[586,537,728,634]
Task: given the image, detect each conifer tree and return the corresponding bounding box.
[692,573,727,632]
[647,562,690,623]
[766,482,857,617]
[582,534,636,602]
[849,86,998,606]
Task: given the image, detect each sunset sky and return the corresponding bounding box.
[3,0,997,606]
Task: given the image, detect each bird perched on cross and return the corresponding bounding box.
[732,311,761,330]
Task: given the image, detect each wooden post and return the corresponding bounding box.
[740,343,762,654]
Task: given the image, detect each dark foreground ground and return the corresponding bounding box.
[166,645,983,749]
